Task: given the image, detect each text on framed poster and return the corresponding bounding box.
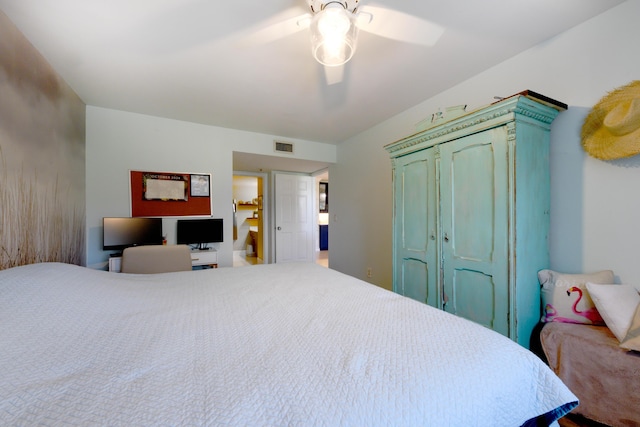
[143,173,188,201]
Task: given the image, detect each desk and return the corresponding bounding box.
[108,249,217,272]
[190,249,218,269]
[108,256,122,273]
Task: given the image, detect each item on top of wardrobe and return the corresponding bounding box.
[415,104,468,131]
[582,80,640,160]
[496,89,568,111]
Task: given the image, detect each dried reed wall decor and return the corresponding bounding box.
[0,10,86,270]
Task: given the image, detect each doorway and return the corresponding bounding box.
[232,151,332,267]
[316,170,329,268]
[232,175,264,267]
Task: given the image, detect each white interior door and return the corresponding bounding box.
[275,173,314,263]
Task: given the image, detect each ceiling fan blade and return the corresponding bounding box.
[324,65,345,85]
[236,8,311,48]
[357,5,445,47]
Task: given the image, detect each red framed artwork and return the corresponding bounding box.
[130,170,212,217]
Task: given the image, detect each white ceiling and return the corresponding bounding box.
[0,1,624,152]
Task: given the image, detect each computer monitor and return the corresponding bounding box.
[176,218,223,249]
[102,217,163,251]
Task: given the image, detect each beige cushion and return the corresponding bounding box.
[586,283,640,342]
[538,269,614,324]
[121,245,192,274]
[620,304,640,351]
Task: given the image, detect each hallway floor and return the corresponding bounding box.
[316,250,328,267]
[233,250,262,267]
[233,250,328,267]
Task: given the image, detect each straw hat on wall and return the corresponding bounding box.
[582,80,640,160]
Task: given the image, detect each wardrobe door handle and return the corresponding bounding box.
[444,233,449,243]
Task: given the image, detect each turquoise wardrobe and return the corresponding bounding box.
[385,93,565,347]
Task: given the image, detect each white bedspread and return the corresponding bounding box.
[0,262,576,426]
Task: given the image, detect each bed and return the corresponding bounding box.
[1,262,577,426]
[541,322,640,426]
[534,270,640,426]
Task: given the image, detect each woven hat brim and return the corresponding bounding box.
[582,80,640,160]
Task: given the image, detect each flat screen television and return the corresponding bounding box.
[103,217,163,251]
[177,218,223,249]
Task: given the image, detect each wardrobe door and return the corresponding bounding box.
[439,127,510,336]
[392,148,439,307]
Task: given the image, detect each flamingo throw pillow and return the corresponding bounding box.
[538,269,614,325]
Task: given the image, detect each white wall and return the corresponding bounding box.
[86,106,336,269]
[330,0,640,289]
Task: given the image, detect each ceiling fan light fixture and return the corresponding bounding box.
[310,4,358,67]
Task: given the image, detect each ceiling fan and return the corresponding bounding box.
[243,0,445,84]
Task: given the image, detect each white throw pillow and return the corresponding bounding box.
[620,304,640,351]
[586,283,640,342]
[538,269,614,324]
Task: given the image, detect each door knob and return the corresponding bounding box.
[277,226,282,230]
[444,233,449,242]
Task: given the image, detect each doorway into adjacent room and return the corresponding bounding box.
[232,151,332,268]
[232,175,264,267]
[316,171,329,268]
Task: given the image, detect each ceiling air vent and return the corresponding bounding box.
[274,140,294,154]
